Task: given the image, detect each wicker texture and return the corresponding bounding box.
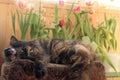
[1,59,106,80]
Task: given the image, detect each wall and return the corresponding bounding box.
[0,0,15,51]
[0,0,14,69]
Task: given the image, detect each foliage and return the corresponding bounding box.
[30,11,50,39]
[51,3,79,39]
[11,0,50,39]
[52,4,76,39]
[74,8,117,72]
[12,9,33,39]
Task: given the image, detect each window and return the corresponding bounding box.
[41,0,66,3]
[97,0,120,7]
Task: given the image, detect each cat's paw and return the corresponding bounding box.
[34,62,47,79]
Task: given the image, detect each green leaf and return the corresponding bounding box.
[104,13,109,30]
[99,47,117,73]
[51,28,57,38]
[79,17,85,36]
[69,22,78,39]
[84,21,92,38]
[109,33,117,50]
[61,27,68,39]
[73,12,79,23]
[91,41,98,51]
[66,3,74,20]
[111,18,116,34]
[82,36,90,43]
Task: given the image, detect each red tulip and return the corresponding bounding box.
[59,19,65,27]
[73,6,81,12]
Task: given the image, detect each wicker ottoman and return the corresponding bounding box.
[1,59,106,80]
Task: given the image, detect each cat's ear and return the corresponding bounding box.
[10,35,19,45]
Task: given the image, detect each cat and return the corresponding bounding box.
[9,36,96,79]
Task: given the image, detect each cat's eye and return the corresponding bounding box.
[21,48,27,53]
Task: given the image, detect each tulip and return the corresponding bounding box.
[73,6,81,12]
[59,0,64,6]
[89,9,94,14]
[16,0,27,9]
[86,1,94,6]
[59,19,65,27]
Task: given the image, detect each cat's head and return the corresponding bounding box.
[9,36,44,60]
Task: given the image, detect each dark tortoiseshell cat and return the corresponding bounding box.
[9,36,96,79]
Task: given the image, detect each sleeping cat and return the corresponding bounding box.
[9,36,96,80]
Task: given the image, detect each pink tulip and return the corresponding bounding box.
[59,0,64,6]
[89,9,94,14]
[86,1,94,6]
[16,0,27,9]
[73,6,81,12]
[59,19,65,27]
